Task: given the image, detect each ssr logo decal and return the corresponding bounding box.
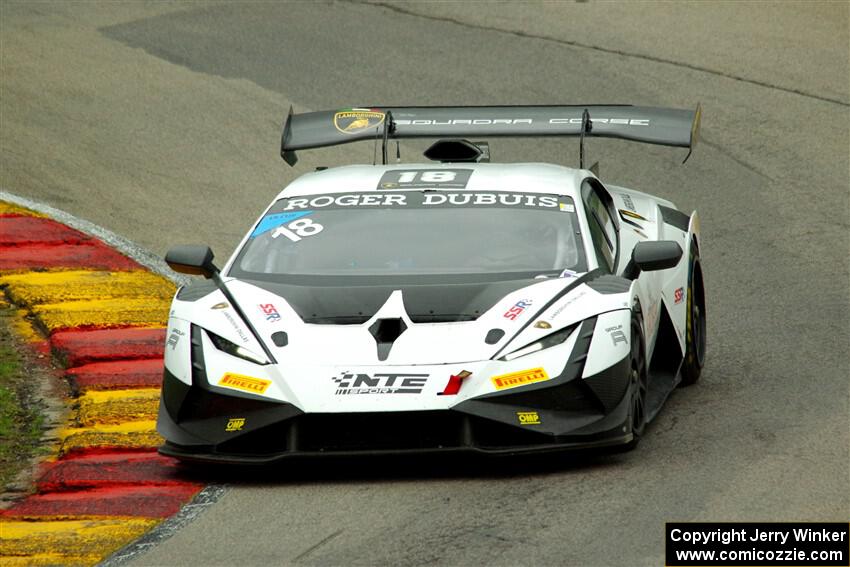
[491,368,549,391]
[334,109,385,134]
[332,372,428,395]
[504,299,533,321]
[218,373,272,395]
[674,287,685,304]
[259,303,281,323]
[225,418,246,432]
[517,411,541,425]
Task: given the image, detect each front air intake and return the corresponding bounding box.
[369,318,407,361]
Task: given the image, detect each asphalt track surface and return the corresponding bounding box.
[1,2,848,565]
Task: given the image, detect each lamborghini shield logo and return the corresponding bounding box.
[334,109,385,134]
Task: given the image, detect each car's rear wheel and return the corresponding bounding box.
[680,241,706,386]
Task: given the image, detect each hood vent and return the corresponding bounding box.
[369,318,407,361]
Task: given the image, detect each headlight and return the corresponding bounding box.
[207,330,269,365]
[499,324,577,362]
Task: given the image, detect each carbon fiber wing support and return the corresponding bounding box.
[280,104,701,166]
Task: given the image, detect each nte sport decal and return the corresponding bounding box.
[332,372,429,395]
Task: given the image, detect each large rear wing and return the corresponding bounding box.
[280,104,701,166]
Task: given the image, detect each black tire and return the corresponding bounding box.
[617,311,648,452]
[679,241,706,386]
[629,313,648,443]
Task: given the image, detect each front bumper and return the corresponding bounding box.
[157,359,633,464]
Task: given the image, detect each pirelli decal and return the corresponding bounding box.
[491,368,550,391]
[218,373,272,395]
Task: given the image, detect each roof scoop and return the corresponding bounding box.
[424,139,490,163]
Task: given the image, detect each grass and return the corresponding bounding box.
[0,307,46,489]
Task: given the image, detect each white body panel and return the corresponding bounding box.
[167,162,698,415]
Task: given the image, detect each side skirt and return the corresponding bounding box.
[645,306,683,422]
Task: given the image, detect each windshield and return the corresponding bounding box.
[230,191,587,283]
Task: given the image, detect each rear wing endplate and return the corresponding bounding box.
[280,104,701,166]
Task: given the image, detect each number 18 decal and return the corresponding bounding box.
[396,171,457,183]
[378,169,472,189]
[271,218,323,242]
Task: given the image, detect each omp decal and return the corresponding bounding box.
[378,169,472,189]
[225,418,246,432]
[332,372,428,395]
[218,373,272,394]
[334,109,385,134]
[258,303,281,322]
[504,299,533,321]
[491,368,550,390]
[250,211,312,238]
[605,324,628,346]
[674,287,685,304]
[517,411,541,425]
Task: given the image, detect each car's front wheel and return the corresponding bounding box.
[628,313,648,444]
[614,311,648,453]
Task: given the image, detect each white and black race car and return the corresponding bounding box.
[158,105,706,463]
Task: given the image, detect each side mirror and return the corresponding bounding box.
[625,241,683,279]
[165,245,220,279]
